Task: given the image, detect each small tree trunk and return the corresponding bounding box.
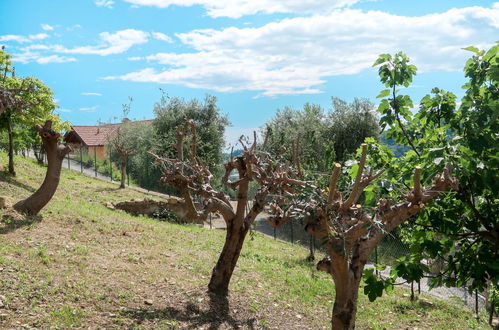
[120,156,126,189]
[331,262,364,329]
[7,112,15,176]
[14,121,71,215]
[35,144,45,164]
[208,221,249,296]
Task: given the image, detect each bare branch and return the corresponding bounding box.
[188,120,197,164]
[342,144,368,210]
[249,131,257,153]
[176,125,185,161]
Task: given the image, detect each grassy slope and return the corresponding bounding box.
[0,154,488,329]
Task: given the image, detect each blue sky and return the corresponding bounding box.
[1,0,498,145]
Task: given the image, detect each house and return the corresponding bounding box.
[64,119,152,161]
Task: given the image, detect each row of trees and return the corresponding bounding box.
[109,94,380,197]
[145,44,497,329]
[1,42,497,328]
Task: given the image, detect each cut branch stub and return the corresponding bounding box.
[327,163,342,209]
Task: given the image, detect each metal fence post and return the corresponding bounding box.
[209,213,212,229]
[80,147,83,173]
[375,246,379,276]
[273,226,276,240]
[290,221,294,244]
[94,147,97,177]
[109,146,113,181]
[476,289,479,319]
[127,158,130,186]
[67,153,70,170]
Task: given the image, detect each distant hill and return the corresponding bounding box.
[380,132,411,158]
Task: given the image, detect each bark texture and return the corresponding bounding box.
[269,144,459,329]
[14,120,71,215]
[208,223,249,295]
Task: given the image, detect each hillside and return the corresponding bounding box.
[0,154,488,329]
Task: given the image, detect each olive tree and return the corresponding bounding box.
[150,123,304,296]
[14,120,71,215]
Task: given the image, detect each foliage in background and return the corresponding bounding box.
[0,48,69,171]
[116,94,229,195]
[153,94,229,172]
[262,98,379,174]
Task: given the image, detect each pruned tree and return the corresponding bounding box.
[14,120,71,215]
[268,143,458,329]
[150,122,304,295]
[108,98,138,189]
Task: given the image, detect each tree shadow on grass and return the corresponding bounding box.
[0,211,42,235]
[0,171,36,193]
[121,292,257,329]
[94,187,122,193]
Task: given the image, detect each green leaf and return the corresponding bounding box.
[462,46,479,54]
[376,89,391,99]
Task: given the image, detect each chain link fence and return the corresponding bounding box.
[252,215,489,316]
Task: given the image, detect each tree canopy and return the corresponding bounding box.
[0,48,69,173]
[153,94,229,171]
[262,98,379,173]
[366,43,498,302]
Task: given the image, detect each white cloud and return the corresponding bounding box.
[13,51,76,64]
[53,29,149,56]
[58,108,72,113]
[95,0,115,8]
[123,0,360,18]
[66,24,82,31]
[36,55,77,64]
[28,33,49,40]
[81,92,103,96]
[109,5,499,96]
[41,24,54,31]
[0,35,30,43]
[152,32,173,43]
[11,29,148,64]
[0,33,49,43]
[80,106,98,112]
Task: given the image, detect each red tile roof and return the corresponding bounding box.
[69,125,119,146]
[66,120,153,146]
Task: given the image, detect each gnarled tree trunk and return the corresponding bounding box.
[328,242,370,329]
[208,221,249,295]
[270,144,459,329]
[151,125,304,297]
[14,120,71,215]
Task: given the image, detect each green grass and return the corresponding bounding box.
[0,153,489,329]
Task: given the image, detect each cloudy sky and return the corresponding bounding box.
[1,0,498,145]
